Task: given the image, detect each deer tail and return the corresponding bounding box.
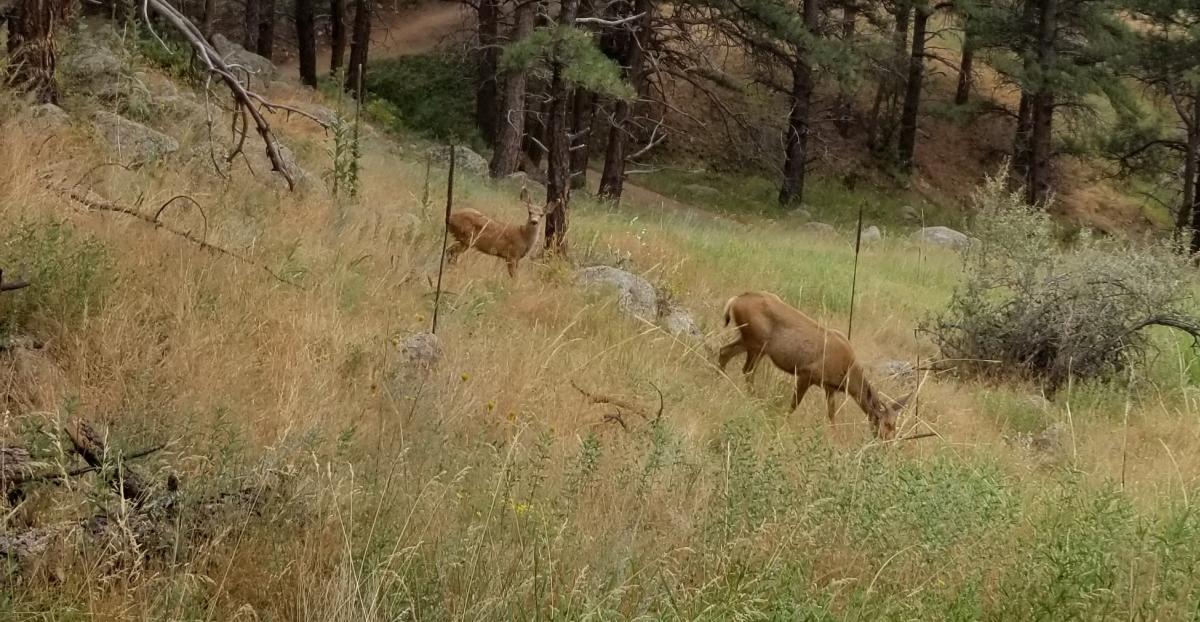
[723,295,739,327]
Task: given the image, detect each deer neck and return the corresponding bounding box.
[844,363,887,422]
[520,219,540,253]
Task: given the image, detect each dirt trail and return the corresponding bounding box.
[282,1,472,74]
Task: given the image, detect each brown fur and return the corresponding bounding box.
[446,194,545,278]
[718,291,910,439]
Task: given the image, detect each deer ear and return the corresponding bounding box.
[895,392,915,409]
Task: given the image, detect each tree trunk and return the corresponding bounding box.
[1025,0,1056,205]
[543,0,580,251]
[1190,159,1200,256]
[778,0,819,207]
[896,1,928,173]
[597,0,651,202]
[295,0,317,87]
[201,0,215,39]
[243,0,259,49]
[1178,97,1200,245]
[569,88,596,189]
[954,19,973,105]
[867,0,910,152]
[345,0,370,95]
[490,0,535,178]
[476,0,500,143]
[523,94,545,167]
[255,0,275,60]
[5,0,61,104]
[1012,91,1032,181]
[330,0,347,74]
[833,0,857,136]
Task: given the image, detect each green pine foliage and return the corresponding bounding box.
[500,26,635,99]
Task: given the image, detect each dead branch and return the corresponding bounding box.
[66,421,155,506]
[602,411,629,431]
[4,442,167,491]
[55,183,304,289]
[143,0,300,189]
[153,194,210,241]
[0,269,29,293]
[572,380,662,422]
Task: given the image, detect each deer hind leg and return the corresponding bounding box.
[823,385,841,423]
[718,340,746,372]
[740,349,765,390]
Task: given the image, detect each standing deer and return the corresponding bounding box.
[446,189,546,278]
[719,291,911,439]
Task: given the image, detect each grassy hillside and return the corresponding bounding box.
[5,23,1200,620]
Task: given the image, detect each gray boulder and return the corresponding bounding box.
[661,303,703,340]
[62,41,124,84]
[576,265,658,320]
[803,222,836,235]
[92,111,179,163]
[32,104,70,129]
[786,208,813,222]
[901,205,921,223]
[873,359,914,379]
[912,226,970,250]
[212,34,277,88]
[684,184,720,196]
[157,94,208,124]
[399,333,443,369]
[428,145,489,177]
[860,225,882,244]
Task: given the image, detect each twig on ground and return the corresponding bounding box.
[54,183,304,289]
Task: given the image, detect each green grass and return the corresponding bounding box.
[631,166,960,229]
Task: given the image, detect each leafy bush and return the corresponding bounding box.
[364,54,480,144]
[922,170,1199,393]
[0,220,110,337]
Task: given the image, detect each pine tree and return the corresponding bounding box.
[500,2,634,249]
[969,0,1127,204]
[1107,0,1200,249]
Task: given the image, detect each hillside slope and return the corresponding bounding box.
[1,21,1199,619]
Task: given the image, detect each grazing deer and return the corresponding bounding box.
[446,189,546,278]
[719,291,911,439]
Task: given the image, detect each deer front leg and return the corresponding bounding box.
[791,372,814,412]
[506,259,518,279]
[446,242,467,265]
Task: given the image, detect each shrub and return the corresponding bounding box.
[363,54,480,144]
[921,169,1200,393]
[0,220,110,337]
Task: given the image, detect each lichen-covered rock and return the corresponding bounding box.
[912,226,970,250]
[803,222,836,235]
[661,303,703,340]
[31,104,70,130]
[684,184,719,196]
[427,145,489,177]
[212,34,277,88]
[399,333,443,368]
[92,111,179,163]
[576,266,658,320]
[873,359,914,379]
[860,225,882,244]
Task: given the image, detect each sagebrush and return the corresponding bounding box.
[922,170,1200,393]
